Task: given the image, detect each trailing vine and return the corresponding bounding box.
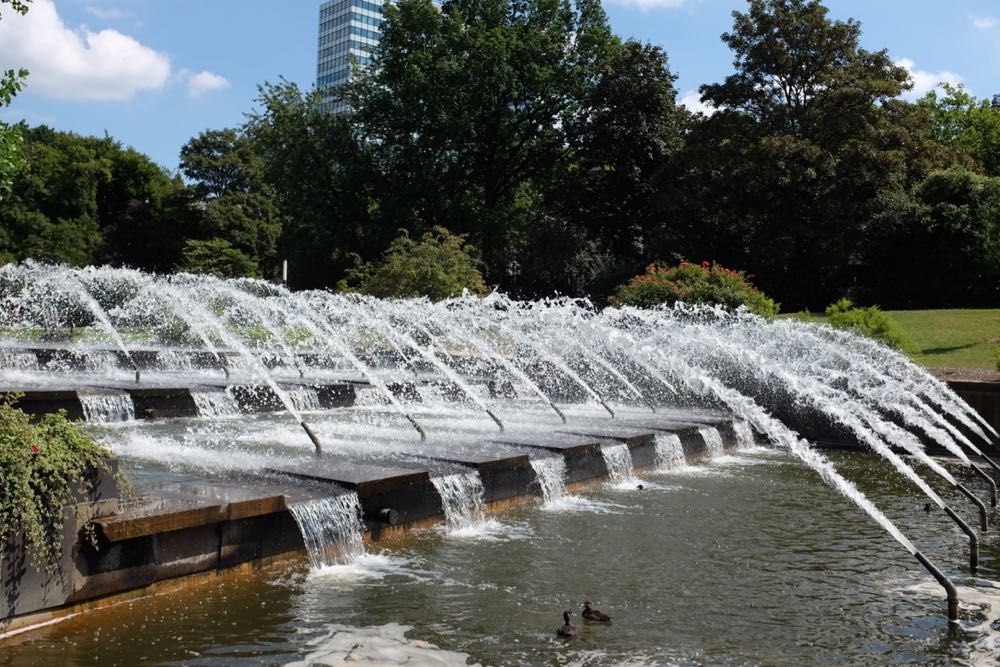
[0,394,123,575]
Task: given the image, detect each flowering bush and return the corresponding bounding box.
[824,299,917,352]
[0,396,121,573]
[610,260,779,317]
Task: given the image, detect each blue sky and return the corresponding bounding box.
[2,0,999,171]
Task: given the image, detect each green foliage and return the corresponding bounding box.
[678,0,948,310]
[918,84,1000,177]
[177,238,261,279]
[995,346,1000,372]
[0,126,189,269]
[610,260,779,317]
[341,227,487,300]
[865,168,1000,307]
[0,2,31,201]
[0,395,118,574]
[339,0,683,294]
[824,299,916,352]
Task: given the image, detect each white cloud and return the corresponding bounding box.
[85,6,126,20]
[895,58,962,99]
[972,16,998,29]
[603,0,685,10]
[184,70,230,97]
[0,0,169,101]
[679,90,718,116]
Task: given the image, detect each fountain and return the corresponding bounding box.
[0,261,997,634]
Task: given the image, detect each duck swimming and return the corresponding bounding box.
[582,600,611,622]
[557,610,578,638]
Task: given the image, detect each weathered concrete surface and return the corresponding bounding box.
[1,462,119,621]
[126,387,198,419]
[489,433,606,485]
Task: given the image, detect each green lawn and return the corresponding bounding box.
[887,309,1000,369]
[789,308,1000,370]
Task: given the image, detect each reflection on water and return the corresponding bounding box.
[2,450,998,666]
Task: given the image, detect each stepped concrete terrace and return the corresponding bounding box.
[0,413,740,637]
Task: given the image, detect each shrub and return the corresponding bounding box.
[610,260,779,317]
[824,298,917,352]
[177,238,260,279]
[340,227,487,301]
[0,396,122,573]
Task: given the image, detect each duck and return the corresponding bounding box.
[582,600,612,623]
[557,610,578,638]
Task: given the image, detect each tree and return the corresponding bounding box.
[243,80,376,289]
[0,126,192,270]
[684,0,948,309]
[918,83,1000,177]
[864,169,1000,307]
[0,0,32,201]
[340,226,487,300]
[179,129,285,277]
[177,238,260,279]
[340,0,681,295]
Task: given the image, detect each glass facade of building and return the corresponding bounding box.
[317,0,384,113]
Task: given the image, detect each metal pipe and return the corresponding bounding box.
[549,401,567,424]
[942,505,979,571]
[134,368,141,384]
[953,483,988,532]
[968,464,997,507]
[485,408,505,432]
[980,454,1000,484]
[300,421,322,456]
[913,550,959,622]
[406,413,427,441]
[599,399,616,419]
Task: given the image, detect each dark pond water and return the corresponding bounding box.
[2,449,998,666]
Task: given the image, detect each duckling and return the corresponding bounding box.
[557,610,578,638]
[582,600,612,622]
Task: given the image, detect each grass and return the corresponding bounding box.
[790,308,1000,370]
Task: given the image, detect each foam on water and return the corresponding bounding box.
[285,623,480,667]
[309,552,426,583]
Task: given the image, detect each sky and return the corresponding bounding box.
[1,0,999,171]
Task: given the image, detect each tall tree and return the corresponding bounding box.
[179,128,285,278]
[244,81,375,288]
[341,0,680,294]
[686,0,947,308]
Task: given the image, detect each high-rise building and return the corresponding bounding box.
[317,0,385,113]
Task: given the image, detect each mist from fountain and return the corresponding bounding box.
[6,262,997,577]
